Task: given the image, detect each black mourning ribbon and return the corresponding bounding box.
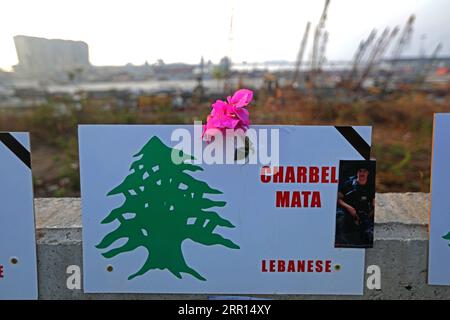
[0,133,31,169]
[335,126,371,160]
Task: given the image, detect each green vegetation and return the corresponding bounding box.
[0,90,447,196]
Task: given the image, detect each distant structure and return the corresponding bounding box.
[13,35,90,81]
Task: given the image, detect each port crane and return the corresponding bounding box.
[355,27,399,91]
[291,22,311,87]
[345,29,377,87]
[380,15,415,92]
[309,0,331,90]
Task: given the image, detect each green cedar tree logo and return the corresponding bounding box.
[443,231,450,246]
[96,136,240,280]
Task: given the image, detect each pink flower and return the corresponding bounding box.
[202,89,253,141]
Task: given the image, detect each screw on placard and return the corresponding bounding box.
[10,257,19,265]
[106,265,114,272]
[334,264,341,271]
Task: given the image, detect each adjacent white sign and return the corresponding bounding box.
[79,125,371,294]
[0,132,38,299]
[429,114,450,285]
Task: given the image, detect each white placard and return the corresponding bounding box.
[0,132,38,300]
[79,125,371,294]
[429,114,450,285]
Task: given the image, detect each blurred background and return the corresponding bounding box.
[0,0,448,197]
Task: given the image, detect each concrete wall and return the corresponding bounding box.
[34,193,450,299]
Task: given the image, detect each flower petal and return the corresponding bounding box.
[234,107,250,126]
[211,100,227,115]
[230,89,253,108]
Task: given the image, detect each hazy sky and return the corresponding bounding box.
[0,0,449,70]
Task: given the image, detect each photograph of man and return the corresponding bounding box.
[335,160,376,248]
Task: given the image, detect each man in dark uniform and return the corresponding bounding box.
[336,165,375,247]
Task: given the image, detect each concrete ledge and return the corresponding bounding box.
[34,193,450,299]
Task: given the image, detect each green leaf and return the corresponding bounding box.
[443,231,450,240]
